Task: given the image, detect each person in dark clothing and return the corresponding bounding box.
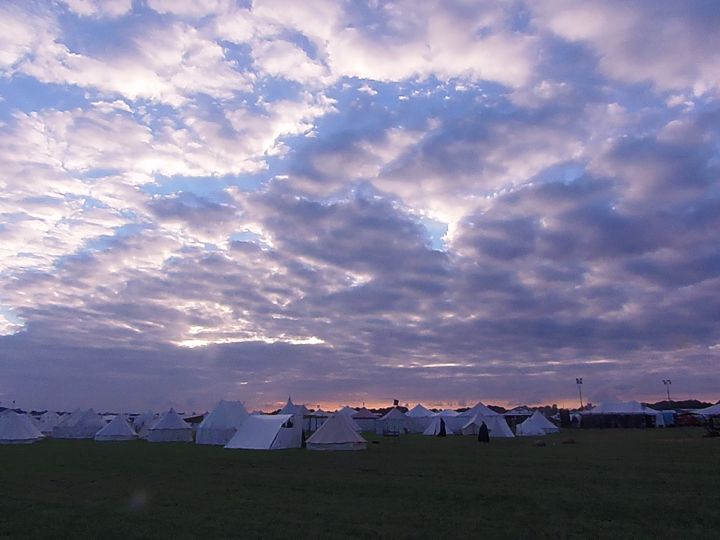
[438,418,447,437]
[477,422,490,443]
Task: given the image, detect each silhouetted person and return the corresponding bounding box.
[477,422,490,443]
[438,418,447,437]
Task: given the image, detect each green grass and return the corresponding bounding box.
[0,428,718,539]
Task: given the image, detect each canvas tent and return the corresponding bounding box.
[461,414,514,438]
[280,397,311,431]
[307,413,367,451]
[36,411,62,434]
[692,402,720,417]
[375,407,412,436]
[582,400,665,428]
[352,407,379,432]
[52,408,105,439]
[95,414,138,441]
[516,411,560,436]
[423,415,455,436]
[147,409,193,442]
[0,412,44,444]
[406,404,433,418]
[225,414,302,450]
[405,404,433,433]
[338,406,358,417]
[196,400,249,445]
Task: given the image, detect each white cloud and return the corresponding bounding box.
[59,0,132,18]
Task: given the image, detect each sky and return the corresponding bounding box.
[1,0,719,413]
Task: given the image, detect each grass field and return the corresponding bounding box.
[0,428,718,539]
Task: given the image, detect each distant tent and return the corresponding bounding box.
[337,406,358,417]
[423,416,455,436]
[0,412,44,444]
[352,407,379,432]
[280,397,310,431]
[406,404,433,418]
[307,409,330,432]
[52,409,105,439]
[147,409,193,443]
[133,411,158,437]
[405,404,433,433]
[516,411,560,436]
[95,415,138,441]
[196,400,249,445]
[225,414,302,450]
[307,413,367,451]
[461,414,514,438]
[582,400,665,428]
[36,411,62,434]
[375,407,412,436]
[692,403,720,417]
[460,402,500,417]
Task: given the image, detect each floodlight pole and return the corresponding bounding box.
[662,379,672,402]
[576,378,583,409]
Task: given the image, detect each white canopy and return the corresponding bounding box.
[52,408,105,439]
[196,400,249,445]
[307,413,367,451]
[280,397,309,417]
[147,409,192,442]
[461,414,514,437]
[0,412,44,444]
[95,414,137,441]
[406,404,433,418]
[584,400,660,415]
[460,402,500,417]
[692,402,720,416]
[225,414,302,450]
[36,411,61,434]
[516,411,560,436]
[423,416,455,436]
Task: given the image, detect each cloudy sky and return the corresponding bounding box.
[1,0,719,413]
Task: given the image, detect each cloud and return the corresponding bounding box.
[532,0,720,94]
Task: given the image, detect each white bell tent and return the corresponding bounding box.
[196,400,249,445]
[52,408,105,439]
[0,412,44,444]
[95,414,138,441]
[423,415,455,436]
[147,409,193,443]
[306,413,367,451]
[516,411,560,436]
[461,414,514,438]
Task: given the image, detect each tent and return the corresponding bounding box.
[375,407,412,436]
[36,411,62,435]
[352,407,379,432]
[95,415,138,441]
[460,402,500,417]
[405,404,433,433]
[435,409,459,416]
[280,397,310,431]
[225,414,302,450]
[406,404,433,418]
[307,413,367,451]
[196,400,249,445]
[0,412,44,444]
[692,403,720,417]
[147,409,193,442]
[582,400,665,428]
[52,408,105,439]
[307,409,330,432]
[516,411,560,436]
[337,406,358,417]
[461,414,514,438]
[423,416,455,436]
